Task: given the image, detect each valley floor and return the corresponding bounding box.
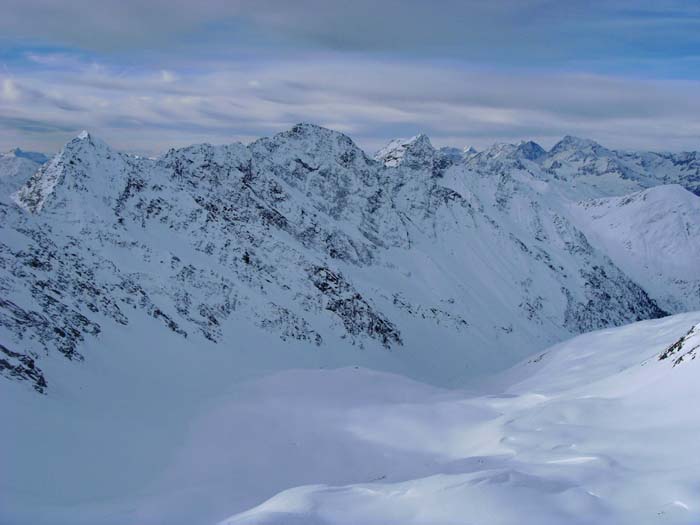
[3,312,700,525]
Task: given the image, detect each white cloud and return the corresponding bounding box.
[160,70,176,83]
[1,79,21,101]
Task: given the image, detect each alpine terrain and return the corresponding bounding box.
[2,125,699,525]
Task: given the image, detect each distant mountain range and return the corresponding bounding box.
[1,124,698,394]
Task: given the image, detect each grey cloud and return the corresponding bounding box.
[0,115,79,134]
[2,56,699,155]
[1,0,698,66]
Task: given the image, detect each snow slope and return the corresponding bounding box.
[221,312,700,525]
[3,305,697,525]
[571,185,700,312]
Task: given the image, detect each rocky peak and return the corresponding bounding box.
[474,141,545,163]
[463,146,478,158]
[1,122,688,402]
[375,134,436,170]
[251,123,370,171]
[0,151,44,203]
[477,142,518,160]
[158,142,251,186]
[549,135,608,158]
[515,140,546,161]
[12,131,126,214]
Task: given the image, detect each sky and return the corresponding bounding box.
[1,0,699,155]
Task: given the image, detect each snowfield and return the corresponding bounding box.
[222,313,700,525]
[3,313,699,525]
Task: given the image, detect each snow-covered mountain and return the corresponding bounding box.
[3,124,700,525]
[541,135,700,198]
[571,184,700,312]
[411,133,698,201]
[0,148,47,203]
[1,125,675,393]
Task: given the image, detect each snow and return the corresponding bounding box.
[2,125,700,524]
[12,130,121,214]
[219,312,700,525]
[571,185,700,311]
[3,307,699,525]
[3,126,672,395]
[0,150,44,202]
[374,134,433,168]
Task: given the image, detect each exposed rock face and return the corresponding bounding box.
[0,342,47,393]
[659,324,700,366]
[4,124,695,392]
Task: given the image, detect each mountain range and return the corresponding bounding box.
[1,124,699,524]
[2,125,699,392]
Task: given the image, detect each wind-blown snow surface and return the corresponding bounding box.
[4,313,698,524]
[219,313,700,525]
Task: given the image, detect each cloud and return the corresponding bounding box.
[0,115,78,133]
[1,1,699,154]
[1,79,21,101]
[1,1,698,68]
[2,55,700,155]
[160,70,176,83]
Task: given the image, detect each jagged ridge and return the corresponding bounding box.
[2,123,693,393]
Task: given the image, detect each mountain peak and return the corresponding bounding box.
[478,142,518,159]
[550,135,606,156]
[375,134,435,168]
[67,130,112,152]
[516,140,546,161]
[248,123,373,180]
[463,146,478,157]
[12,132,122,214]
[281,123,357,144]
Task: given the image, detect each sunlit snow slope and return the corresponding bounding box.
[221,312,700,525]
[3,311,698,525]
